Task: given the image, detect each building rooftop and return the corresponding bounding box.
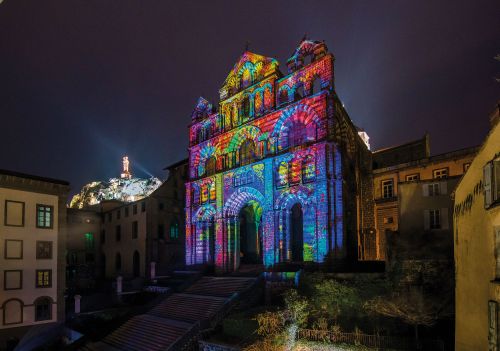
[0,168,69,186]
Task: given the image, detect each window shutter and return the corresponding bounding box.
[441,208,449,230]
[423,184,429,197]
[440,181,447,195]
[424,210,430,230]
[494,160,500,202]
[485,162,493,208]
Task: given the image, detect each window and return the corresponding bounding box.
[209,182,216,201]
[484,159,500,208]
[132,221,138,239]
[35,297,52,321]
[115,225,121,242]
[254,92,264,115]
[4,240,23,259]
[433,168,448,179]
[429,183,440,196]
[302,155,316,182]
[201,185,208,203]
[294,85,304,100]
[464,163,471,172]
[279,89,288,105]
[5,200,24,227]
[289,160,301,184]
[3,299,23,325]
[429,209,441,229]
[406,174,420,182]
[36,204,53,228]
[383,217,394,224]
[115,253,122,272]
[36,241,52,259]
[85,233,94,249]
[101,230,106,244]
[125,207,129,217]
[36,270,52,288]
[242,96,251,118]
[116,209,121,220]
[159,202,164,210]
[158,224,164,239]
[205,157,216,176]
[277,162,288,187]
[240,139,256,166]
[193,186,200,204]
[381,180,394,198]
[287,124,307,149]
[311,76,321,95]
[141,202,146,212]
[108,212,112,222]
[170,220,179,239]
[4,270,22,290]
[133,204,138,215]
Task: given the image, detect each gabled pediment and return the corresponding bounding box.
[219,51,279,100]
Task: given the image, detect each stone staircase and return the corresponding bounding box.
[79,276,259,351]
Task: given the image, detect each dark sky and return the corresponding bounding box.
[0,0,499,196]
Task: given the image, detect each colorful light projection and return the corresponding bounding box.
[185,40,344,271]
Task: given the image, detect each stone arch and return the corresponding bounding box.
[3,298,23,325]
[274,189,313,211]
[224,187,266,217]
[195,143,220,177]
[272,103,322,150]
[227,125,262,154]
[194,203,217,221]
[237,61,256,88]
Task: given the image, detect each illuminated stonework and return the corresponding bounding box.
[186,39,372,271]
[70,157,161,209]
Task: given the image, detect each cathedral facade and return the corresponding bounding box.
[185,40,374,272]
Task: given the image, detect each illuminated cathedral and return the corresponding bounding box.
[186,39,375,272]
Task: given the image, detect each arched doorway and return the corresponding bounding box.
[133,251,140,277]
[239,201,263,264]
[290,203,304,262]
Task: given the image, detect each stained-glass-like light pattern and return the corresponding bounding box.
[185,40,345,272]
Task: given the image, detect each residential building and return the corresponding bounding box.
[455,103,500,350]
[0,169,69,347]
[372,135,477,260]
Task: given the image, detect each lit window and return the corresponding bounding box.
[302,155,316,182]
[36,270,52,288]
[406,174,419,182]
[433,168,448,179]
[201,185,208,203]
[35,297,52,321]
[170,220,179,239]
[382,180,394,198]
[36,204,53,228]
[289,160,301,184]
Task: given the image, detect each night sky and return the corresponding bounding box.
[0,1,499,196]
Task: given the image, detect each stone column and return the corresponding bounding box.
[116,276,123,294]
[74,295,81,314]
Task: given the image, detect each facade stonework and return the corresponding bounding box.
[185,40,374,272]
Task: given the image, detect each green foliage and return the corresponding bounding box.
[255,311,284,336]
[310,278,361,322]
[283,289,309,327]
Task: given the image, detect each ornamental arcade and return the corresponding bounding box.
[185,39,375,272]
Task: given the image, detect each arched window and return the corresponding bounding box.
[287,123,307,149]
[242,96,251,118]
[115,253,121,272]
[201,184,209,203]
[254,92,263,116]
[277,162,288,187]
[241,68,252,88]
[289,159,302,184]
[225,107,232,129]
[205,156,216,176]
[311,76,321,95]
[279,89,288,105]
[302,155,316,182]
[264,87,272,109]
[35,297,52,321]
[3,299,23,325]
[170,219,179,239]
[295,85,304,100]
[240,139,256,166]
[209,182,216,201]
[232,104,239,126]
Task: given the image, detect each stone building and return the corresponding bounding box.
[185,39,374,272]
[99,159,187,279]
[372,135,477,260]
[454,103,500,350]
[0,169,69,348]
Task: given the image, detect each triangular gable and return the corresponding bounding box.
[287,39,328,73]
[191,97,213,121]
[219,51,279,100]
